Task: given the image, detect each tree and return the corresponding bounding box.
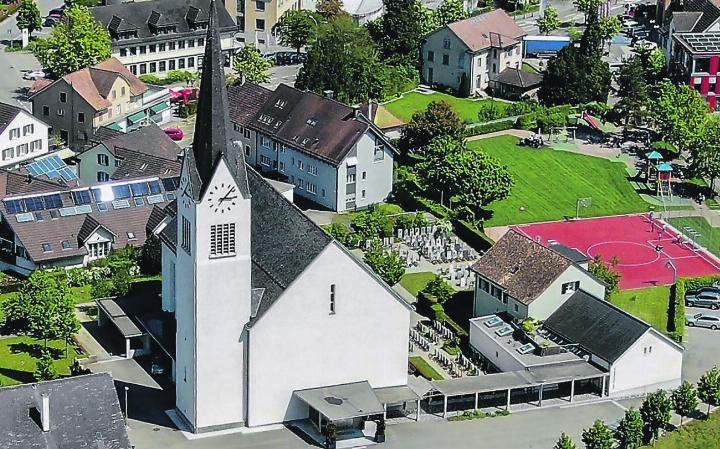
[651,81,709,155]
[276,10,318,55]
[373,0,425,66]
[689,115,720,189]
[364,249,405,285]
[421,275,454,304]
[698,366,720,417]
[573,0,603,22]
[598,15,622,43]
[581,419,614,449]
[434,0,468,26]
[640,390,673,442]
[398,100,464,155]
[316,0,345,19]
[554,433,577,449]
[233,43,272,84]
[420,145,513,217]
[616,408,644,449]
[588,255,621,295]
[16,0,42,37]
[672,381,699,425]
[296,15,385,104]
[34,350,58,381]
[139,234,162,275]
[33,5,112,77]
[537,7,561,35]
[615,56,649,129]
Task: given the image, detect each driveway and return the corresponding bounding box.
[683,306,720,382]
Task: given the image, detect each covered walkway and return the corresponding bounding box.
[96,298,151,359]
[428,362,608,418]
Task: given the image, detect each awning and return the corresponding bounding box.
[127,111,146,124]
[96,298,144,338]
[373,385,421,405]
[150,101,171,115]
[107,122,123,131]
[294,381,384,421]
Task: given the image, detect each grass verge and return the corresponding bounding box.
[382,92,512,124]
[646,410,720,449]
[609,286,672,334]
[409,356,444,380]
[0,335,79,386]
[399,272,437,297]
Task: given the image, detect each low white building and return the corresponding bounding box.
[421,9,527,94]
[471,229,605,321]
[0,102,49,168]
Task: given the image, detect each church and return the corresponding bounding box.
[157,0,412,433]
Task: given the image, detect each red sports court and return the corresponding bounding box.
[515,214,720,290]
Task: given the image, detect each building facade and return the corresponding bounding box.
[228,82,396,211]
[0,102,50,168]
[29,58,171,150]
[91,0,237,77]
[422,9,526,94]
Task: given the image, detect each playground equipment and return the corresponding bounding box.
[520,134,544,148]
[656,163,673,199]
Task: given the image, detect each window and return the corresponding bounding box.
[443,38,451,49]
[330,284,336,314]
[178,40,185,49]
[120,48,127,57]
[308,165,318,176]
[307,183,317,194]
[198,38,204,46]
[42,105,49,116]
[362,171,366,180]
[169,59,176,70]
[297,160,304,170]
[297,178,305,189]
[130,65,137,75]
[427,50,434,62]
[181,216,191,254]
[361,189,365,198]
[30,140,42,152]
[59,92,67,103]
[139,45,147,54]
[16,144,28,155]
[256,19,265,30]
[97,171,109,182]
[514,303,519,312]
[188,39,195,48]
[260,154,271,166]
[159,43,166,52]
[561,281,580,294]
[77,112,85,123]
[2,148,13,160]
[57,108,64,116]
[88,241,110,258]
[111,90,116,99]
[256,0,266,10]
[140,63,147,74]
[42,243,52,253]
[210,223,236,257]
[127,232,136,240]
[149,44,156,53]
[149,62,157,73]
[61,240,70,249]
[129,46,137,55]
[169,41,176,50]
[442,54,449,66]
[23,124,33,135]
[374,138,385,161]
[458,54,465,69]
[245,145,251,156]
[279,161,285,172]
[159,61,166,72]
[9,128,20,140]
[347,173,356,183]
[492,63,496,73]
[97,154,109,166]
[188,57,194,68]
[179,58,185,69]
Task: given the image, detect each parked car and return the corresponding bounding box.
[48,8,65,18]
[164,128,184,141]
[686,313,720,330]
[23,70,46,80]
[43,17,59,27]
[685,289,720,309]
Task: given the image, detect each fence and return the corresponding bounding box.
[663,210,720,260]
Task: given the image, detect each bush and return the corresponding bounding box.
[178,101,198,118]
[516,113,538,130]
[421,275,454,304]
[364,249,405,285]
[138,74,163,85]
[139,234,161,275]
[466,117,515,136]
[671,274,720,341]
[453,220,494,252]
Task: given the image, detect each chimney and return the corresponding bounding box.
[368,101,373,121]
[41,394,50,432]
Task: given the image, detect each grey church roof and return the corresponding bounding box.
[0,373,131,449]
[185,0,249,201]
[544,290,651,363]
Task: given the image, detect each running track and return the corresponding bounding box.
[515,214,720,290]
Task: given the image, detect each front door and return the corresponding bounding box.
[427,67,434,84]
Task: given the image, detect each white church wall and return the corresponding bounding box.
[246,241,410,427]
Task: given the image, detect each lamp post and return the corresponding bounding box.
[124,386,130,426]
[666,260,678,284]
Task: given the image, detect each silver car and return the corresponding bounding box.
[686,313,720,330]
[685,290,720,310]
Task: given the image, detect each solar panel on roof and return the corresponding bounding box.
[59,207,78,217]
[26,155,72,180]
[147,194,165,204]
[16,212,34,223]
[75,205,92,214]
[72,190,92,205]
[112,199,130,209]
[59,167,77,181]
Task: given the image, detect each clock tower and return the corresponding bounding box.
[173,0,252,432]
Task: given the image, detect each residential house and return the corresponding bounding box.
[239,0,312,39]
[29,58,172,150]
[343,0,384,23]
[422,9,527,94]
[228,82,397,211]
[470,229,605,320]
[0,102,50,168]
[659,0,720,108]
[0,373,132,449]
[91,0,237,77]
[490,67,543,100]
[75,123,181,184]
[0,154,180,275]
[96,10,412,437]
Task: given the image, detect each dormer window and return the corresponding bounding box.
[258,114,273,125]
[306,118,318,127]
[274,99,287,109]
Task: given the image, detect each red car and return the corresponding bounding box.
[164,128,184,141]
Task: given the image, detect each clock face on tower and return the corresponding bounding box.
[207,183,237,214]
[180,174,192,209]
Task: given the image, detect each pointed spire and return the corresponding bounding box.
[190,0,249,199]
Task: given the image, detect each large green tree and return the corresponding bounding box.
[433,0,468,26]
[16,0,42,37]
[296,16,385,104]
[398,100,464,155]
[233,43,272,84]
[573,0,603,22]
[640,390,673,442]
[373,0,425,66]
[588,255,621,295]
[616,408,644,449]
[33,5,112,77]
[316,0,345,19]
[698,366,720,417]
[599,15,622,43]
[672,381,699,425]
[364,249,405,285]
[553,433,577,449]
[276,10,319,55]
[537,6,561,35]
[615,56,649,129]
[581,419,614,449]
[689,115,720,189]
[651,81,710,155]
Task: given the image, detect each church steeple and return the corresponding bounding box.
[189,0,249,199]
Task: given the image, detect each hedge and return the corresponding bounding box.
[465,118,516,136]
[670,274,720,342]
[453,220,494,252]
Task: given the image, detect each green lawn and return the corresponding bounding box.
[409,356,444,380]
[382,92,512,124]
[668,216,720,259]
[470,136,650,226]
[332,203,406,226]
[0,335,79,386]
[399,272,437,296]
[647,410,720,449]
[610,286,671,333]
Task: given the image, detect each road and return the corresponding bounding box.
[516,0,630,34]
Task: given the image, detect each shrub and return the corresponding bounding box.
[178,101,198,118]
[589,255,621,296]
[466,117,516,136]
[138,74,163,85]
[364,249,405,285]
[671,274,720,341]
[328,222,352,246]
[139,234,162,275]
[421,275,454,304]
[516,113,538,130]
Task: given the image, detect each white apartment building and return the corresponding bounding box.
[0,102,49,168]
